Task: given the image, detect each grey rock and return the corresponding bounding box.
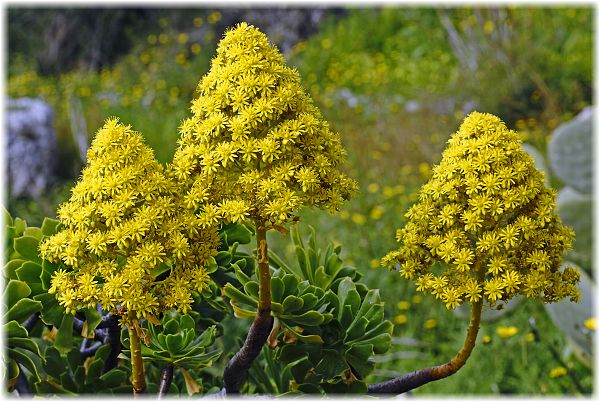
[6,97,57,198]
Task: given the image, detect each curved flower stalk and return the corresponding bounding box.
[40,118,220,394]
[172,23,357,393]
[373,111,579,394]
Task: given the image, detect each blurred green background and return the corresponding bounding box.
[6,6,594,395]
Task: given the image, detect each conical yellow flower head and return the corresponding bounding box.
[382,112,579,309]
[172,23,357,226]
[40,118,219,319]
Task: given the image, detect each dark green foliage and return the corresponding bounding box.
[230,227,393,394]
[121,314,221,370]
[34,345,130,395]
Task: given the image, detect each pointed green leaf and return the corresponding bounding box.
[43,346,66,375]
[34,293,65,327]
[14,217,27,236]
[163,319,179,335]
[222,223,253,245]
[13,236,42,263]
[223,284,258,308]
[41,260,59,291]
[55,314,74,354]
[83,307,103,336]
[4,279,31,308]
[281,310,325,326]
[100,368,129,388]
[41,218,61,236]
[179,315,195,331]
[149,263,171,279]
[346,343,375,377]
[165,334,183,354]
[5,298,42,323]
[9,337,43,357]
[282,295,304,313]
[4,259,25,280]
[24,227,43,240]
[243,281,259,298]
[5,320,28,338]
[270,276,284,303]
[16,261,43,294]
[85,358,105,384]
[8,348,40,381]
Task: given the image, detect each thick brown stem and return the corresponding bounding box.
[256,224,271,311]
[128,322,147,395]
[368,298,483,394]
[222,223,273,394]
[157,364,174,398]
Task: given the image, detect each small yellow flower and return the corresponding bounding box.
[396,301,411,310]
[549,366,567,379]
[424,319,437,329]
[370,206,384,220]
[496,326,519,338]
[394,314,407,325]
[525,333,535,343]
[351,213,367,225]
[367,183,379,193]
[177,33,189,44]
[482,335,492,344]
[191,43,202,55]
[411,295,422,304]
[584,317,596,331]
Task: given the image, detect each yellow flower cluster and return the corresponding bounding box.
[172,23,357,226]
[40,118,219,319]
[382,112,579,309]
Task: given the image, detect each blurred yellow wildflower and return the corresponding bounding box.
[351,213,367,225]
[424,319,437,329]
[367,183,379,193]
[370,206,384,220]
[549,366,567,379]
[584,317,596,331]
[394,314,408,325]
[496,326,519,338]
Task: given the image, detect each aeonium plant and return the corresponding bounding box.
[171,22,357,393]
[373,111,579,393]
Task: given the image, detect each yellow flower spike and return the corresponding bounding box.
[382,112,579,309]
[40,118,219,320]
[173,23,356,226]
